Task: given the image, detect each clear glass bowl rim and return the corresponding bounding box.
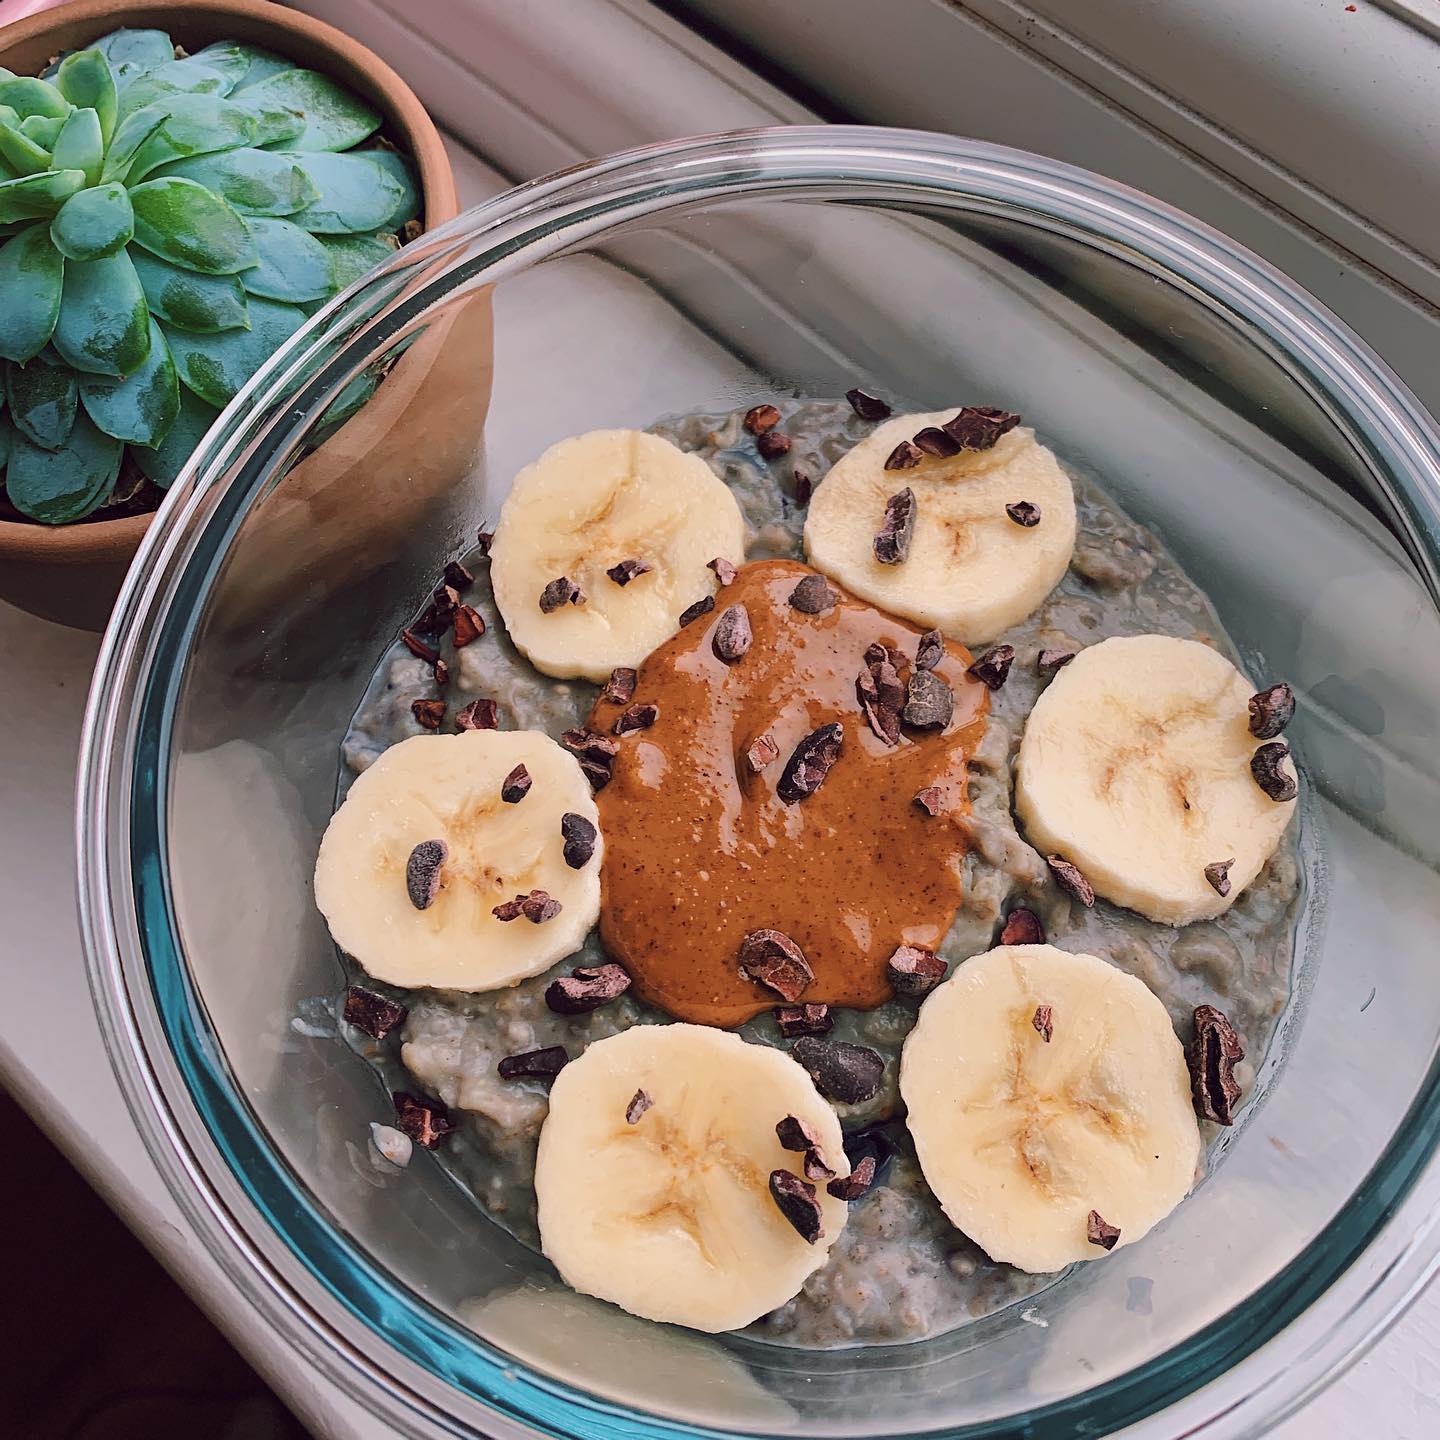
[76,125,1440,1440]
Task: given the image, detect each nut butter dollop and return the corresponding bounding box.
[589,559,988,1026]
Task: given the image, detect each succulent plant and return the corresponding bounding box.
[0,28,419,524]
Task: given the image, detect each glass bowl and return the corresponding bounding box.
[77,127,1440,1439]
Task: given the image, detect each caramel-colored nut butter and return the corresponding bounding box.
[589,560,988,1026]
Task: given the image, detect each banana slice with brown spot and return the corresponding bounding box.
[314,729,601,990]
[901,944,1201,1273]
[490,429,746,682]
[535,1024,850,1332]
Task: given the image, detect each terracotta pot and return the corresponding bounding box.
[0,0,459,630]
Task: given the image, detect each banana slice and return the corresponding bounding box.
[901,944,1200,1274]
[1015,635,1297,925]
[535,1024,850,1333]
[314,729,601,990]
[489,429,746,682]
[804,411,1077,644]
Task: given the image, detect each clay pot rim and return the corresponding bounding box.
[0,0,458,563]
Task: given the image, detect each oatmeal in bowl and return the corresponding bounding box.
[316,390,1302,1348]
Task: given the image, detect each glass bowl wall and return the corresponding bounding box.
[78,128,1440,1440]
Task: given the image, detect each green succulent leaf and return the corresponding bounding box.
[0,77,73,122]
[181,42,254,92]
[311,371,378,440]
[95,29,176,83]
[131,249,248,333]
[241,217,333,302]
[241,70,379,152]
[5,354,77,450]
[231,94,304,148]
[51,182,134,261]
[56,51,117,144]
[78,317,179,445]
[126,94,257,181]
[131,383,218,488]
[119,61,229,118]
[358,147,419,230]
[100,103,168,184]
[317,232,394,291]
[0,120,55,176]
[52,250,151,377]
[284,153,404,234]
[163,296,304,407]
[0,169,86,223]
[49,107,105,186]
[20,115,65,149]
[5,409,122,522]
[0,227,63,362]
[129,176,258,274]
[228,47,296,94]
[153,148,318,217]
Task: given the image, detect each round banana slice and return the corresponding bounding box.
[1015,634,1297,925]
[535,1024,850,1333]
[314,729,601,990]
[490,429,746,682]
[803,411,1077,644]
[902,944,1200,1274]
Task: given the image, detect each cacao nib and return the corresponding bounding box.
[1250,742,1298,801]
[392,1091,455,1149]
[775,1002,832,1038]
[1204,858,1234,897]
[884,440,923,470]
[411,698,445,730]
[405,838,447,909]
[613,703,659,735]
[827,1154,877,1201]
[744,403,782,434]
[539,576,583,612]
[545,962,632,1014]
[599,667,638,705]
[452,604,485,647]
[942,405,1021,451]
[606,557,652,586]
[999,907,1046,946]
[845,388,892,421]
[777,723,844,803]
[738,929,814,1001]
[560,812,598,868]
[968,644,1015,690]
[873,487,916,565]
[885,945,946,996]
[1248,682,1295,739]
[679,595,716,627]
[791,1037,884,1104]
[498,1046,569,1081]
[1189,1004,1245,1125]
[903,669,954,729]
[500,764,532,803]
[1087,1209,1121,1250]
[1047,855,1096,907]
[712,604,753,663]
[788,574,836,614]
[343,985,408,1041]
[769,1169,823,1243]
[455,698,499,730]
